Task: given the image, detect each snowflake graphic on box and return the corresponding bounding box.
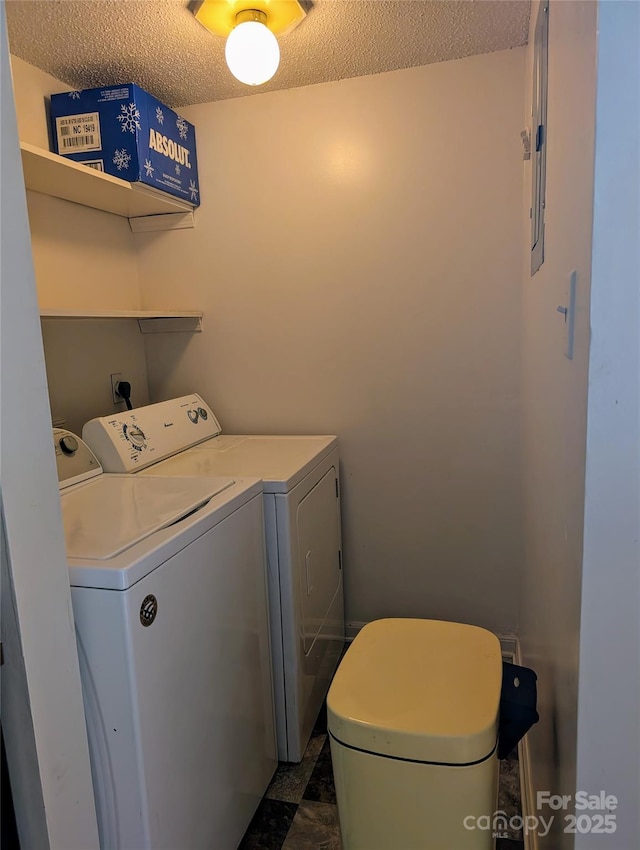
[113,149,131,171]
[68,90,81,100]
[156,106,164,125]
[144,159,155,177]
[118,102,141,133]
[189,180,199,202]
[176,116,188,140]
[175,164,181,175]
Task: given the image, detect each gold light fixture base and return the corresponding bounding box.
[235,9,267,25]
[194,0,306,37]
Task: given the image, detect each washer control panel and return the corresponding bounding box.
[82,394,222,473]
[54,428,102,489]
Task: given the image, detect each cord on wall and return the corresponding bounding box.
[116,381,133,410]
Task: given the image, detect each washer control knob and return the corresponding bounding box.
[123,424,147,450]
[59,435,79,455]
[198,407,208,420]
[187,409,199,423]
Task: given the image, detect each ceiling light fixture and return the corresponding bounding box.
[225,10,279,86]
[194,0,306,87]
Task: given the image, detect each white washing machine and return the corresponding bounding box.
[83,394,345,762]
[54,428,276,849]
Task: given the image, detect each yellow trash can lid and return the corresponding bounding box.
[327,619,502,765]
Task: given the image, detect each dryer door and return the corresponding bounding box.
[296,466,342,655]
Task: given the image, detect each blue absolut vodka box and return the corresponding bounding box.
[50,84,200,206]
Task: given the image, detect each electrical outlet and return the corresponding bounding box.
[111,372,123,404]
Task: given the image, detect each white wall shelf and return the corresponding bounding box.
[40,310,203,334]
[21,141,195,222]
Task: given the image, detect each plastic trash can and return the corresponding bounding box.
[327,619,503,850]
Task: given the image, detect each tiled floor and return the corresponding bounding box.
[239,701,525,850]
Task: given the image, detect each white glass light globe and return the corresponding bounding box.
[225,21,280,86]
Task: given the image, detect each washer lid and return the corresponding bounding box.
[61,475,234,560]
[327,619,502,765]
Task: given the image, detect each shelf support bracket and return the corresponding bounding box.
[129,211,195,232]
[138,315,203,334]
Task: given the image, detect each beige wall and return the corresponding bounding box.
[136,49,526,632]
[10,55,142,312]
[10,55,150,430]
[41,318,151,435]
[27,191,143,312]
[518,3,598,846]
[10,54,62,150]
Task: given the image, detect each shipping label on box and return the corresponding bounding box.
[50,84,200,206]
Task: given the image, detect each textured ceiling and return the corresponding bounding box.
[6,0,530,107]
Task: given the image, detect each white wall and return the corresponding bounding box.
[1,14,99,848]
[518,3,598,846]
[575,2,640,846]
[135,48,526,633]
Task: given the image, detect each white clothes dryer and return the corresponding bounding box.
[83,394,345,762]
[55,429,276,849]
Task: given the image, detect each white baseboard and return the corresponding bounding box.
[513,634,521,667]
[519,731,539,850]
[513,639,538,850]
[497,631,518,659]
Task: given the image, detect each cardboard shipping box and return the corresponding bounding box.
[50,83,200,206]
